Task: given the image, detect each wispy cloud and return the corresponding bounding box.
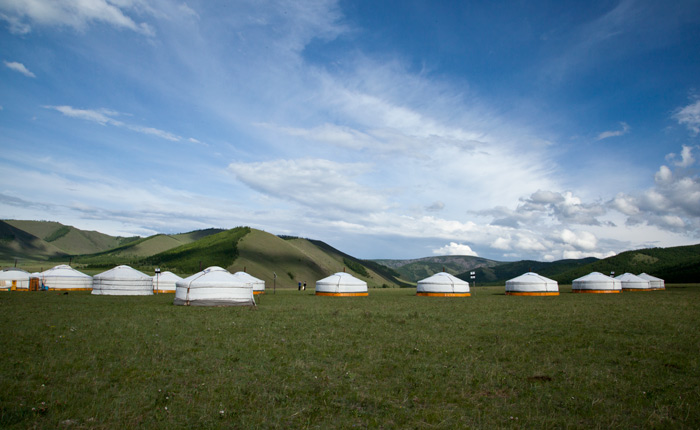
[674,100,700,136]
[4,60,35,78]
[44,105,181,142]
[228,158,387,213]
[0,0,154,35]
[596,122,630,140]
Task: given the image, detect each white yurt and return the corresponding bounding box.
[232,271,265,295]
[505,272,559,296]
[416,272,470,297]
[41,265,92,291]
[637,273,665,290]
[92,265,153,296]
[571,272,622,294]
[615,273,652,291]
[0,268,31,291]
[174,266,255,306]
[315,272,368,297]
[152,271,182,293]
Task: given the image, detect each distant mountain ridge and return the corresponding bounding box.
[2,219,699,285]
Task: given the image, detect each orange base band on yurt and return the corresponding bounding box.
[572,289,620,294]
[153,290,175,294]
[417,292,470,297]
[622,288,655,292]
[253,291,264,295]
[315,292,368,297]
[506,292,559,296]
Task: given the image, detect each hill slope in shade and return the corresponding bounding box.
[5,220,130,255]
[0,221,67,260]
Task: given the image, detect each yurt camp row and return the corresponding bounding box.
[1,265,665,305]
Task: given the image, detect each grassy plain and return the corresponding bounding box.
[1,286,699,429]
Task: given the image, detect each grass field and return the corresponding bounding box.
[1,286,699,429]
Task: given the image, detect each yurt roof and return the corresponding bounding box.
[506,272,557,285]
[153,271,182,282]
[0,268,30,280]
[572,271,621,289]
[316,272,367,287]
[637,273,663,282]
[177,266,246,287]
[94,265,150,280]
[614,272,648,283]
[42,265,91,278]
[232,271,264,284]
[417,272,469,287]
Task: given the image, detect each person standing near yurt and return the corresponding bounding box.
[505,272,559,296]
[92,265,153,295]
[174,266,255,306]
[41,265,93,291]
[416,272,470,297]
[315,272,368,296]
[571,272,621,294]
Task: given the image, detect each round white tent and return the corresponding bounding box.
[152,271,182,293]
[315,272,368,297]
[571,272,621,294]
[174,266,255,306]
[416,272,470,297]
[637,273,665,290]
[505,272,559,296]
[92,265,153,296]
[232,271,265,295]
[41,265,92,291]
[615,273,652,291]
[0,268,31,291]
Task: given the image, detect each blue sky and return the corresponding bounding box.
[1,0,700,261]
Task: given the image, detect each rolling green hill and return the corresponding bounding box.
[0,220,67,260]
[373,256,501,283]
[457,257,599,285]
[552,244,700,284]
[4,220,133,255]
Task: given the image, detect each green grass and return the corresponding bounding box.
[1,286,699,429]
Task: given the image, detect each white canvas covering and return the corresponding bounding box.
[637,273,665,290]
[416,272,470,296]
[505,272,559,295]
[41,265,92,291]
[174,266,255,306]
[92,265,153,296]
[152,271,182,293]
[315,272,368,296]
[231,271,265,295]
[0,269,30,290]
[615,273,652,291]
[572,272,621,293]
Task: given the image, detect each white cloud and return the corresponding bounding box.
[228,158,388,213]
[0,0,154,35]
[674,100,700,135]
[4,60,35,77]
[432,242,478,256]
[610,145,700,232]
[44,105,181,141]
[596,122,630,140]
